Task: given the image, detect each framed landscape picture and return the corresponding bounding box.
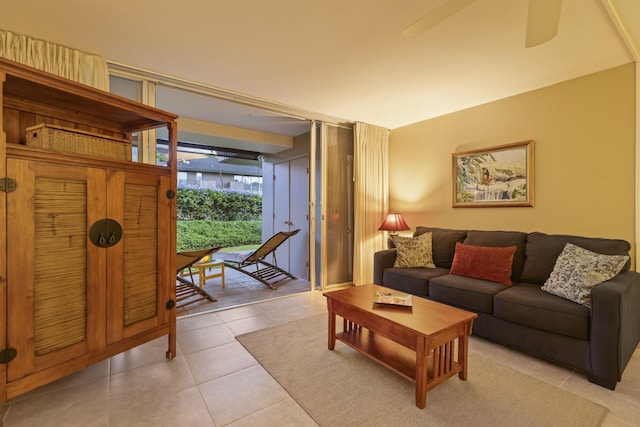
[452,140,534,208]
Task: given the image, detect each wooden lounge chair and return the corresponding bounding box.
[176,246,223,309]
[217,229,300,289]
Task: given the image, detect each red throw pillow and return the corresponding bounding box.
[449,242,516,285]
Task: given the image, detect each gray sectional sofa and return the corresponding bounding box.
[373,226,640,390]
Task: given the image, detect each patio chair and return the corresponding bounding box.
[176,246,223,309]
[217,229,300,289]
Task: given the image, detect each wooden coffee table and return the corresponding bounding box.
[324,284,477,409]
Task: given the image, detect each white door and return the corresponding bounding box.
[273,162,291,272]
[289,156,309,279]
[273,157,309,279]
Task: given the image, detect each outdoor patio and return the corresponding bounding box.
[177,263,313,317]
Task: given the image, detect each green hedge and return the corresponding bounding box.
[177,187,261,221]
[177,220,262,251]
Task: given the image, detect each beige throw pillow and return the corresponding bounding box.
[541,243,628,308]
[391,232,436,268]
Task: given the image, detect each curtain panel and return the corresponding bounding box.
[0,29,109,90]
[353,122,390,285]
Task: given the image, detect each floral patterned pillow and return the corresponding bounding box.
[541,243,628,308]
[391,232,436,268]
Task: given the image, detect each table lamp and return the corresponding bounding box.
[378,212,410,235]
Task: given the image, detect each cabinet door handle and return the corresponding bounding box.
[89,219,123,248]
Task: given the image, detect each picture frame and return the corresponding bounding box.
[452,140,534,208]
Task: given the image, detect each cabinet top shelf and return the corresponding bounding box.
[0,58,178,133]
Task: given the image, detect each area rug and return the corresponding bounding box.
[237,314,608,427]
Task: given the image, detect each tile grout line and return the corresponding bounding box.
[175,340,218,425]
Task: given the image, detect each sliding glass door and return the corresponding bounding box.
[315,123,354,289]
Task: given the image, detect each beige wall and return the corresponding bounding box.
[389,63,636,263]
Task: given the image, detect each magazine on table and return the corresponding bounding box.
[373,291,413,307]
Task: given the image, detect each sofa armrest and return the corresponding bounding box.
[589,271,640,389]
[373,249,397,285]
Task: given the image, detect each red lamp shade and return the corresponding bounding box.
[378,213,410,232]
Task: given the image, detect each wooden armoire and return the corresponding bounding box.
[0,58,178,401]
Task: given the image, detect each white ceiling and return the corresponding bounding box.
[1,0,638,137]
[155,86,313,141]
[155,87,310,137]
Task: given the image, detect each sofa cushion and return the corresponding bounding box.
[414,227,467,268]
[541,243,629,308]
[449,242,516,285]
[391,232,436,268]
[494,283,590,340]
[383,267,449,298]
[463,230,527,283]
[520,232,631,286]
[429,274,510,313]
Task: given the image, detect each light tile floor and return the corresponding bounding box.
[2,290,640,426]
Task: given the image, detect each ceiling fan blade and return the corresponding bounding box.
[403,0,478,37]
[525,0,563,47]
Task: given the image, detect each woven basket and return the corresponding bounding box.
[25,124,131,161]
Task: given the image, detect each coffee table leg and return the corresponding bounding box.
[415,336,428,409]
[458,325,470,380]
[327,302,336,350]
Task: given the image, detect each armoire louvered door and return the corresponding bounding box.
[6,158,105,382]
[106,170,173,344]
